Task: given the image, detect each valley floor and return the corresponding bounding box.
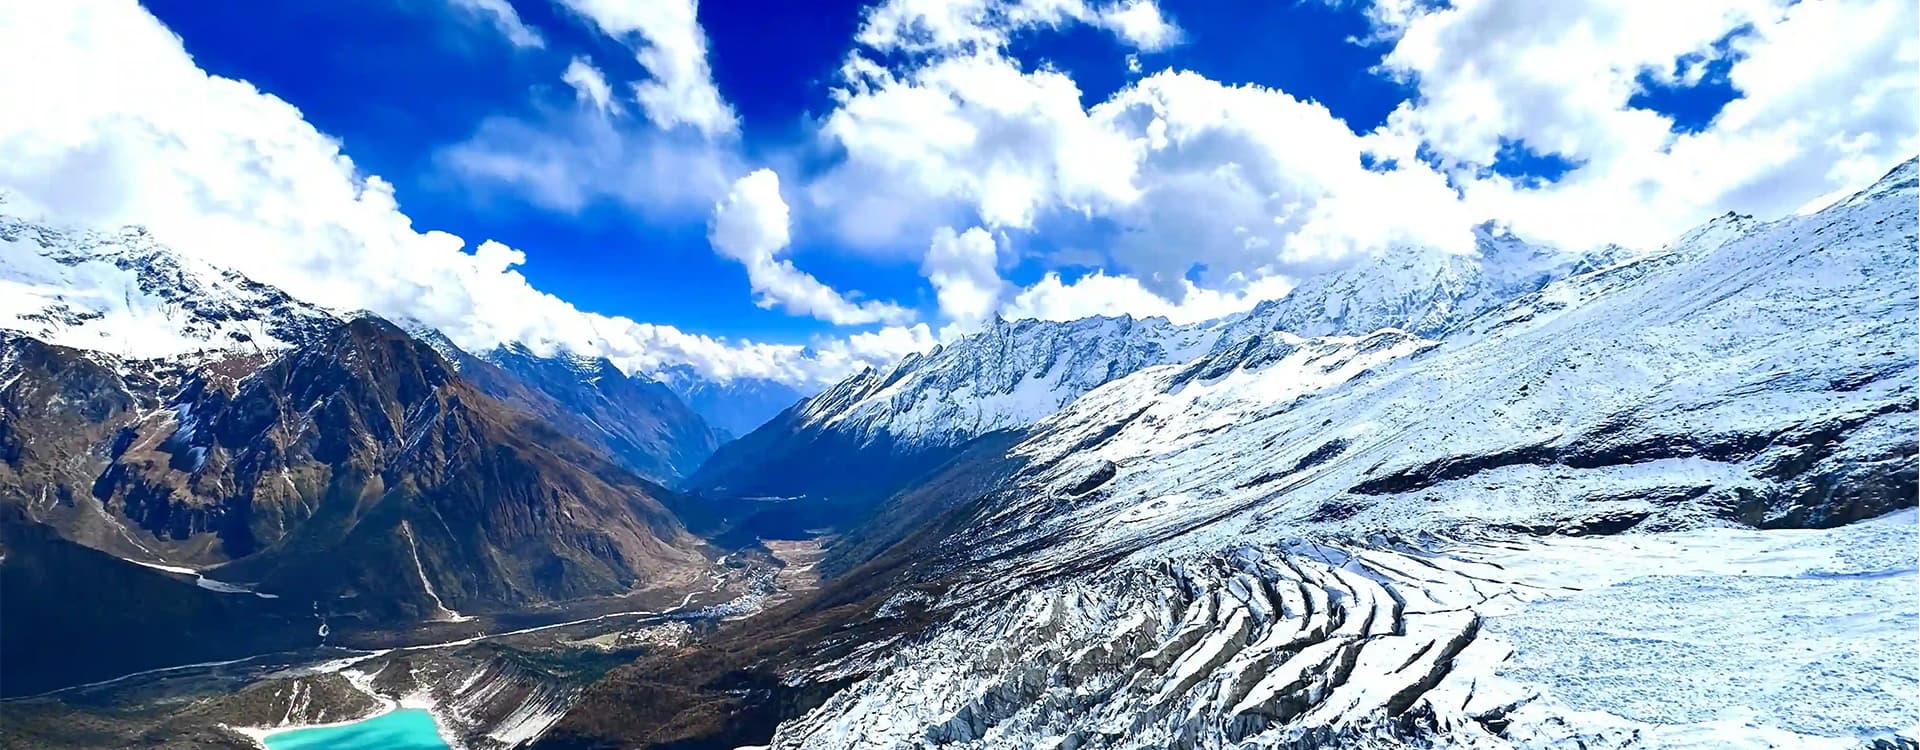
[0,548,787,750]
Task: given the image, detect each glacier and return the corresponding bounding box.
[740,160,1920,749]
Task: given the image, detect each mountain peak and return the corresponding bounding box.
[1212,229,1582,345]
[0,215,340,359]
[1840,155,1920,208]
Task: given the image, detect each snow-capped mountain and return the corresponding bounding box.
[0,214,740,691]
[1211,223,1610,347]
[658,159,1917,750]
[540,159,1917,750]
[0,211,729,488]
[803,314,1220,447]
[686,230,1613,537]
[0,215,340,358]
[0,315,717,693]
[399,323,726,486]
[684,314,1225,533]
[655,364,808,440]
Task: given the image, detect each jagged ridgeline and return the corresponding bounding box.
[531,160,1918,749]
[683,222,1628,543]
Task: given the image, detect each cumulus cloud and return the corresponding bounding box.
[440,3,742,219]
[1098,0,1182,51]
[810,43,1478,304]
[441,53,746,219]
[814,49,1142,248]
[922,226,1005,330]
[562,57,615,112]
[807,322,941,375]
[1006,271,1292,325]
[8,0,1911,392]
[0,0,899,388]
[1368,0,1919,249]
[710,170,915,326]
[554,0,737,137]
[446,0,545,48]
[807,0,1914,325]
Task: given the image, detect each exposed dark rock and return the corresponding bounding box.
[0,319,717,693]
[476,344,720,486]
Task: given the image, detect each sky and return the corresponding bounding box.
[0,0,1913,388]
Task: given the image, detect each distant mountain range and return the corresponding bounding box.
[655,363,807,441]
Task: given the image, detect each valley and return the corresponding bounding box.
[1,160,1915,750]
[0,545,784,749]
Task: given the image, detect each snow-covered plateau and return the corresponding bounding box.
[749,161,1920,749]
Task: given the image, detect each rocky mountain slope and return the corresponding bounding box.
[402,328,723,487]
[539,160,1917,750]
[0,497,334,699]
[1,316,713,611]
[479,344,720,485]
[1,210,726,489]
[0,242,727,694]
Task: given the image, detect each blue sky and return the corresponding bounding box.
[1,0,1913,386]
[138,0,1436,344]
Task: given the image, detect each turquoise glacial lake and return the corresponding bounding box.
[261,708,449,750]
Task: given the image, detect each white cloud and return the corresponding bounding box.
[857,0,1182,54]
[1095,71,1482,283]
[813,49,1142,248]
[1373,0,1768,168]
[7,0,1910,392]
[1369,0,1919,250]
[1005,271,1292,325]
[555,0,737,137]
[446,0,545,48]
[811,49,1479,299]
[813,0,1914,327]
[440,3,741,220]
[1098,0,1181,51]
[710,170,914,326]
[0,0,882,388]
[438,101,739,218]
[922,226,1005,329]
[806,322,940,374]
[562,57,615,112]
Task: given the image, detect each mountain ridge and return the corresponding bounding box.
[683,227,1618,539]
[535,158,1919,750]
